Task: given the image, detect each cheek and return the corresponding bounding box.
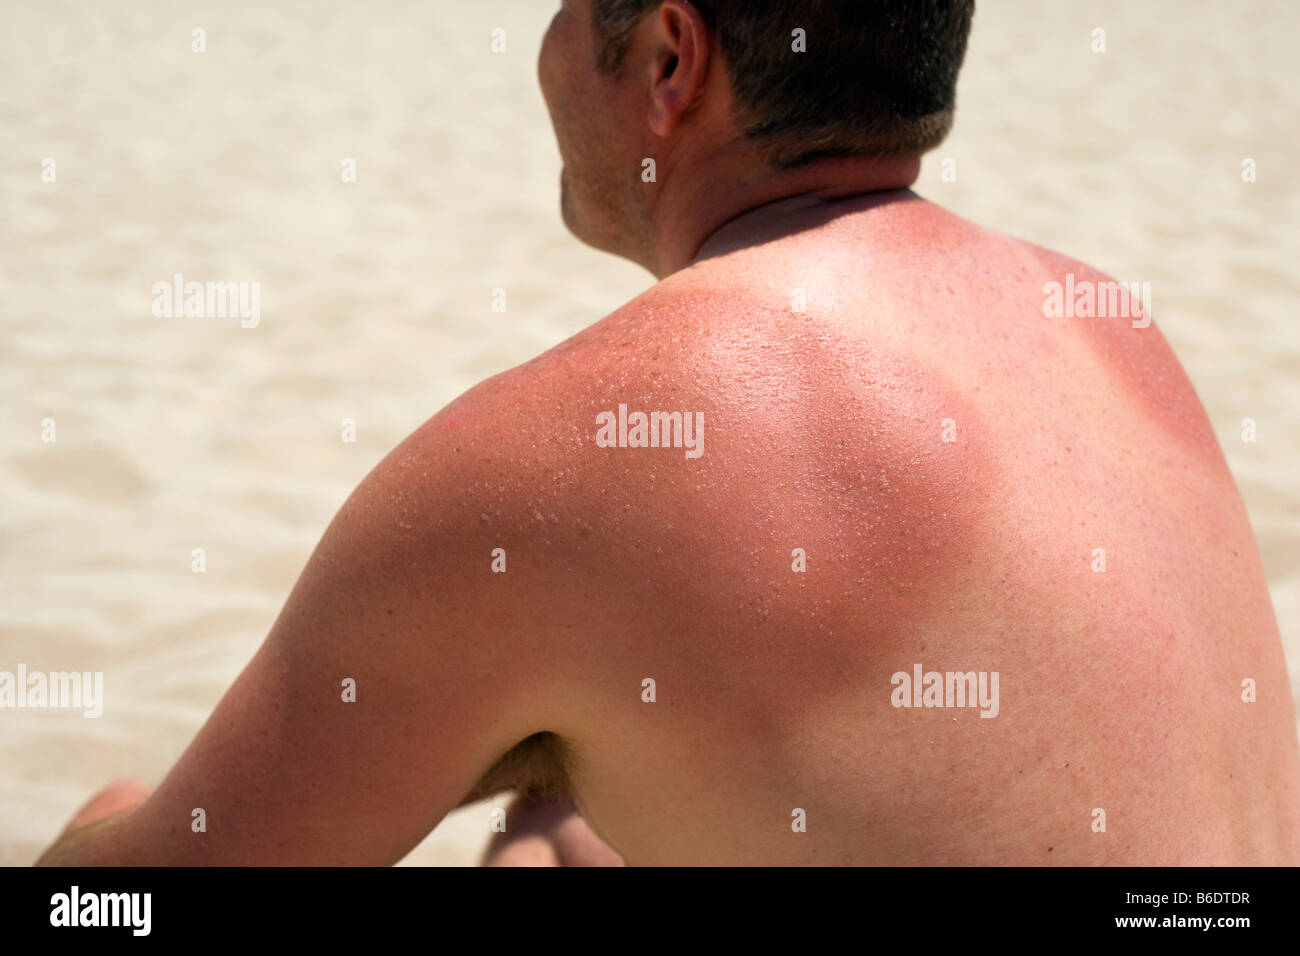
[538,18,557,102]
[538,12,572,112]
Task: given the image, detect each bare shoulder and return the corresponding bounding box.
[361,281,725,611]
[396,279,725,483]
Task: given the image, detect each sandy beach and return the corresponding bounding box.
[2,0,1297,865]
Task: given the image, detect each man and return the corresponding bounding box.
[39,0,1300,866]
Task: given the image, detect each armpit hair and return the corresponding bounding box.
[461,731,574,804]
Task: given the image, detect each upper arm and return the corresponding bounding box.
[68,409,549,865]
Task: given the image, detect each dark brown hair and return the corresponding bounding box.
[591,0,975,168]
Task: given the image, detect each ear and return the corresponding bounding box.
[646,1,711,139]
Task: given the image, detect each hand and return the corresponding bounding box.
[480,792,624,867]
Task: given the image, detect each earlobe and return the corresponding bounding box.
[648,59,686,138]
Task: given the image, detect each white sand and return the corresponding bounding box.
[1,0,1296,865]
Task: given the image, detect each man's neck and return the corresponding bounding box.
[644,151,922,278]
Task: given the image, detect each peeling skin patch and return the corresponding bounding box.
[447,285,1009,681]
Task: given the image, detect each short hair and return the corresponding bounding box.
[591,0,975,168]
